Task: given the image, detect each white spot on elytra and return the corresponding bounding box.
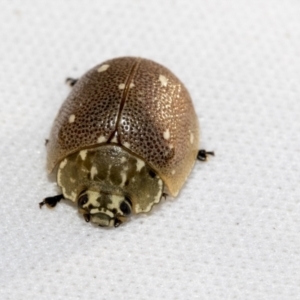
[79,150,87,160]
[171,170,176,175]
[136,158,145,172]
[163,129,170,140]
[159,75,168,87]
[97,64,110,72]
[120,157,127,163]
[70,177,76,183]
[69,114,75,123]
[90,166,98,180]
[124,142,130,149]
[97,135,106,143]
[129,82,135,88]
[190,132,194,144]
[119,83,125,90]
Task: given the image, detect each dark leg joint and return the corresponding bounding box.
[162,192,168,200]
[197,149,215,161]
[66,77,78,87]
[39,194,64,209]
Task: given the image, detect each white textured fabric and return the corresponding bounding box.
[1,1,300,299]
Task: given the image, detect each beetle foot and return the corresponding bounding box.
[197,149,215,161]
[39,194,64,208]
[162,192,168,199]
[66,77,78,87]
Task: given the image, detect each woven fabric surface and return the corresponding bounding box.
[0,1,300,299]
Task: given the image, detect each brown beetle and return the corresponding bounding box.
[40,57,213,227]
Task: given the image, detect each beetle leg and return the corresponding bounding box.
[162,192,168,199]
[65,77,78,87]
[197,149,215,161]
[39,194,64,209]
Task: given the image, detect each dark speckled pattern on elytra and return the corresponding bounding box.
[47,57,199,196]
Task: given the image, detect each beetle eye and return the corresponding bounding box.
[149,169,156,178]
[120,200,131,216]
[78,194,88,207]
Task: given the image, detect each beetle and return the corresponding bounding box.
[40,57,214,227]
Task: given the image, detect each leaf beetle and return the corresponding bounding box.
[40,57,214,227]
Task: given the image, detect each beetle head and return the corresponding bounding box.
[77,189,132,227]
